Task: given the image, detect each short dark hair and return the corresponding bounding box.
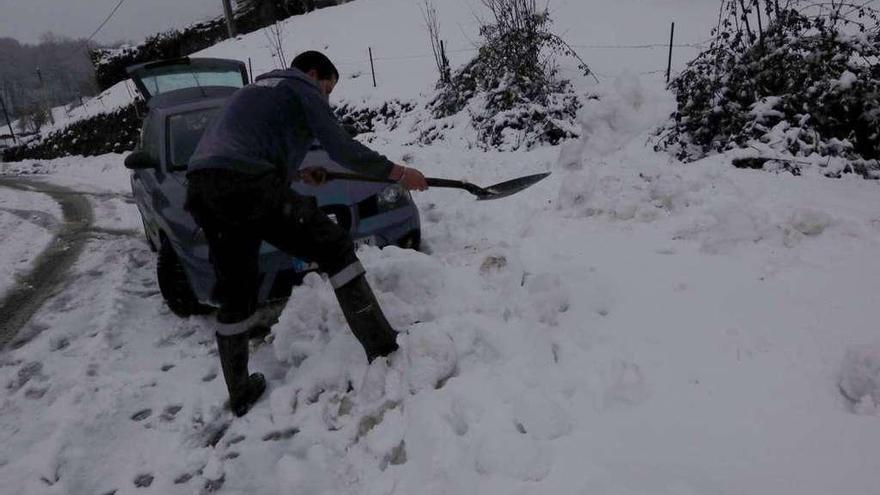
[291,51,339,81]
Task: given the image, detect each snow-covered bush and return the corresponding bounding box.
[334,100,415,136]
[2,103,141,161]
[656,0,880,178]
[422,0,592,151]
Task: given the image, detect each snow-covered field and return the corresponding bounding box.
[1,0,880,494]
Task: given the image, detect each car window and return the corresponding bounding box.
[141,117,160,162]
[166,108,220,171]
[141,71,244,97]
[131,60,247,100]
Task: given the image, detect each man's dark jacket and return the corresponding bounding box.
[188,68,394,181]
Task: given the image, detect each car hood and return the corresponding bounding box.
[293,148,390,205]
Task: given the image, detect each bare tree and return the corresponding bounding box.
[263,20,287,69]
[0,33,98,123]
[16,103,49,134]
[420,1,450,83]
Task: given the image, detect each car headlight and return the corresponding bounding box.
[377,184,408,211]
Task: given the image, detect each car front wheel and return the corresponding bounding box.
[157,239,212,317]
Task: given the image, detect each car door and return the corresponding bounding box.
[162,106,222,260]
[131,113,163,241]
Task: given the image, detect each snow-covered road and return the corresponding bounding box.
[0,179,94,348]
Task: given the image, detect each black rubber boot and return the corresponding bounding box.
[215,332,266,417]
[334,275,399,363]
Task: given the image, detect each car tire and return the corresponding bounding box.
[397,229,421,251]
[157,239,213,317]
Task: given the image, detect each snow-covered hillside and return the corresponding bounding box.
[22,0,718,136]
[1,1,879,494]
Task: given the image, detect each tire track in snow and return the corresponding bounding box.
[0,178,94,349]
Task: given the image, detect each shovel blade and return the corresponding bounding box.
[476,172,552,201]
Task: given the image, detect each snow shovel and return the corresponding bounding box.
[314,169,552,201]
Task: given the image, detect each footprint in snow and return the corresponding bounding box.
[226,434,246,446]
[133,473,153,487]
[602,360,649,410]
[49,336,69,351]
[174,472,194,484]
[203,475,225,492]
[184,416,231,448]
[7,361,45,392]
[24,387,48,400]
[160,404,183,422]
[131,409,152,422]
[262,427,299,441]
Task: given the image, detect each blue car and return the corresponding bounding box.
[123,57,420,317]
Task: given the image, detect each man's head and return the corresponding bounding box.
[291,51,339,97]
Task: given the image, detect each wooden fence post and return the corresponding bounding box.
[666,22,675,84]
[369,47,377,88]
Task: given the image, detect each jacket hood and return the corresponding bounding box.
[254,68,318,89]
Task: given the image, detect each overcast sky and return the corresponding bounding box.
[0,0,224,45]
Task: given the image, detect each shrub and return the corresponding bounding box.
[657,0,880,178]
[424,0,592,150]
[2,103,141,161]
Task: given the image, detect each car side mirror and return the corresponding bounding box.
[125,150,158,170]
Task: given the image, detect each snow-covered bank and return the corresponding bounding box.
[0,154,138,233]
[0,186,60,300]
[1,153,131,194]
[21,0,718,138]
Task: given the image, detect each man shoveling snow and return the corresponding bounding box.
[186,51,429,417]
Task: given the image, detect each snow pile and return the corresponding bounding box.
[840,345,880,415]
[551,75,873,256]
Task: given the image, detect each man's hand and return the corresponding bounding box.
[299,166,328,186]
[389,164,429,191]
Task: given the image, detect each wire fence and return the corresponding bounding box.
[327,35,709,83]
[335,39,708,65]
[26,29,712,126]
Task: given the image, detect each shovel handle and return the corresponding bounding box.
[321,171,473,190]
[320,171,391,184]
[425,177,471,189]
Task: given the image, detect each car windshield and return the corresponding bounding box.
[167,108,220,171]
